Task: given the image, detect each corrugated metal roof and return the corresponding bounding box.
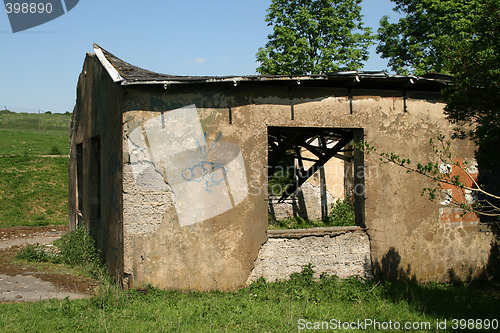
[93,43,451,91]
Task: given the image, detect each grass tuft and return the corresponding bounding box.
[15,243,57,263]
[50,145,62,155]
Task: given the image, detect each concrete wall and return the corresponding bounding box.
[247,227,373,283]
[120,86,267,290]
[117,82,494,289]
[71,55,496,289]
[357,95,493,282]
[69,54,124,279]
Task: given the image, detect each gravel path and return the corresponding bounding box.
[0,226,94,302]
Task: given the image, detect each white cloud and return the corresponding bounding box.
[184,58,207,65]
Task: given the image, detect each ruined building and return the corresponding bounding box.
[68,44,496,290]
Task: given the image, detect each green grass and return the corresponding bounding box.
[0,110,70,133]
[0,110,70,156]
[0,266,498,332]
[0,111,70,227]
[0,156,68,227]
[6,226,500,332]
[0,129,69,156]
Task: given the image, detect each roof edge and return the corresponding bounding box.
[93,43,124,83]
[90,44,451,91]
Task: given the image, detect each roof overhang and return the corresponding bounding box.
[92,43,451,92]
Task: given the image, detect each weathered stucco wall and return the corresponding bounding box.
[70,50,497,290]
[247,227,373,283]
[117,82,494,289]
[120,86,268,290]
[357,96,493,282]
[69,54,124,279]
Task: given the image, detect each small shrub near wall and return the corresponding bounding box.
[269,197,355,229]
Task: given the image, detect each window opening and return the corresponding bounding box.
[267,127,364,229]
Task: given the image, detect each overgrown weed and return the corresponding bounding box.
[16,227,128,309]
[53,227,101,271]
[16,243,60,263]
[91,268,128,310]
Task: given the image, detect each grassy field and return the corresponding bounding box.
[0,128,69,156]
[3,231,499,331]
[0,110,70,227]
[0,110,70,132]
[0,267,498,332]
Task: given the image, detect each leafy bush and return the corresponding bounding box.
[268,197,355,229]
[17,228,102,275]
[50,145,62,155]
[16,228,129,309]
[59,229,129,310]
[327,197,355,226]
[54,228,102,270]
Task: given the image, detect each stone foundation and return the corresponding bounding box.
[247,226,373,283]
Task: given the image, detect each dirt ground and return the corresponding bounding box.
[0,225,97,302]
[0,225,67,241]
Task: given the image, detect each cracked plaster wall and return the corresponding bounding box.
[120,86,494,288]
[72,60,496,289]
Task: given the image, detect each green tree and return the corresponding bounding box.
[256,0,373,75]
[444,0,500,220]
[443,0,500,147]
[377,0,482,76]
[377,0,500,210]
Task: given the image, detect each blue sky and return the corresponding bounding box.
[0,0,400,114]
